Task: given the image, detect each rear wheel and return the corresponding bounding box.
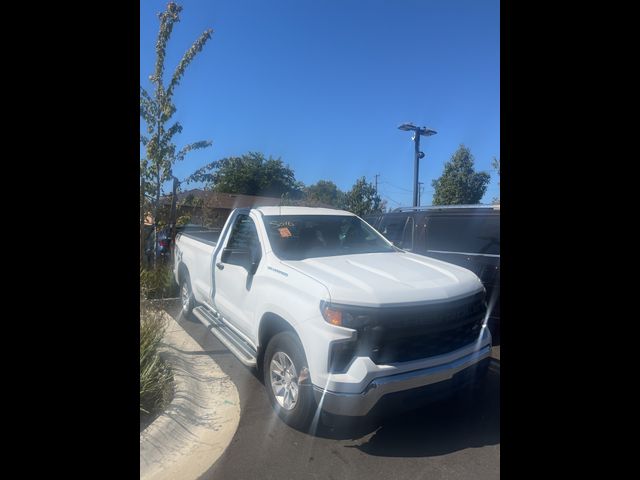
[263,332,316,430]
[180,273,194,316]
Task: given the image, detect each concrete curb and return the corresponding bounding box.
[140,311,240,480]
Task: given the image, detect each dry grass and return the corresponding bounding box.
[140,305,173,423]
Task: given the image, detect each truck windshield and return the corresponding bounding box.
[263,215,396,260]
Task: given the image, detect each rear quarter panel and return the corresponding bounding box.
[175,235,216,304]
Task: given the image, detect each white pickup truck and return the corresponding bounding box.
[173,206,492,428]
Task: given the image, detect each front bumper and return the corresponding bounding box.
[312,343,492,416]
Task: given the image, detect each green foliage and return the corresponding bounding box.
[185,160,218,185]
[492,156,500,204]
[140,305,173,418]
[492,156,500,181]
[140,2,213,262]
[140,266,178,300]
[432,145,491,205]
[199,152,303,197]
[342,177,385,217]
[278,191,304,206]
[304,180,345,208]
[176,215,191,226]
[182,193,196,206]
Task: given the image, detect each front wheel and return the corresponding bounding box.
[263,332,316,430]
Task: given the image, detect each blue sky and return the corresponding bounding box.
[140,0,499,207]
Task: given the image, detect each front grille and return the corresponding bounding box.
[348,292,487,365]
[367,316,484,363]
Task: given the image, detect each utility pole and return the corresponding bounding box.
[398,123,437,207]
[413,134,421,207]
[374,174,380,195]
[418,182,423,207]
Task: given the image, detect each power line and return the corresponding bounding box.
[381,180,434,193]
[379,181,413,193]
[379,192,402,206]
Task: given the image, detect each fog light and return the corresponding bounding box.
[329,341,356,373]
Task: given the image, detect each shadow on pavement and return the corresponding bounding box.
[314,359,500,458]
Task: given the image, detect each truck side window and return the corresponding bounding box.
[427,215,500,255]
[402,216,414,251]
[379,215,408,246]
[226,214,261,260]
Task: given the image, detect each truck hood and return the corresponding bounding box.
[282,251,484,307]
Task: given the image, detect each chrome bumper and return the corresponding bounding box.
[312,344,492,416]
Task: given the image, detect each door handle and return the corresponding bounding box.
[216,262,224,270]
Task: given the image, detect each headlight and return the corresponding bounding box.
[320,301,369,328]
[321,304,347,326]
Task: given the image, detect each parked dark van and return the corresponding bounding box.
[364,205,500,337]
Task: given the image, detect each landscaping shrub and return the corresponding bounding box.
[176,214,191,226]
[140,265,179,299]
[140,305,173,422]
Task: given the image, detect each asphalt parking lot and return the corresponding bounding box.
[166,302,500,480]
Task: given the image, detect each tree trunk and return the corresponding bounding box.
[153,170,161,269]
[140,177,145,267]
[169,176,179,262]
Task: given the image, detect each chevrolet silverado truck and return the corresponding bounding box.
[173,206,492,429]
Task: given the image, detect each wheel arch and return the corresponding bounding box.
[257,313,299,374]
[177,262,189,285]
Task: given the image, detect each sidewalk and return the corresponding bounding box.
[140,311,240,480]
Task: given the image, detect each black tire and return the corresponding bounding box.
[180,273,195,316]
[263,331,317,430]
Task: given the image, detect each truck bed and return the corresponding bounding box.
[178,229,221,246]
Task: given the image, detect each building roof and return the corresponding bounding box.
[161,189,282,209]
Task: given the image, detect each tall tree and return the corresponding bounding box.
[140,2,213,265]
[432,145,491,205]
[342,177,385,217]
[491,156,500,204]
[305,180,345,208]
[196,152,303,198]
[492,156,500,180]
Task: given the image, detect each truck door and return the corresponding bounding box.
[213,212,263,338]
[413,212,429,255]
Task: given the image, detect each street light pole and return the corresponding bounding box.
[398,123,437,207]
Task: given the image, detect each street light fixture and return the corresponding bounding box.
[398,123,437,207]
